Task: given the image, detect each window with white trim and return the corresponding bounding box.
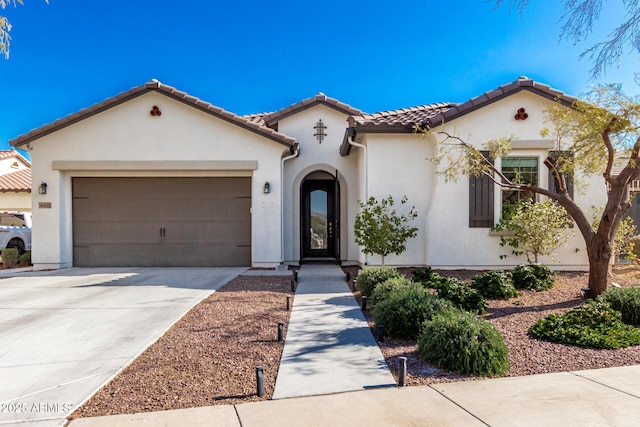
[501,157,538,218]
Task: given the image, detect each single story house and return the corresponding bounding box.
[9,76,605,270]
[0,149,31,212]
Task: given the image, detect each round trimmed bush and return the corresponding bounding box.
[18,250,31,267]
[472,270,519,299]
[355,266,402,297]
[418,309,510,376]
[436,277,488,314]
[1,248,19,268]
[599,286,640,325]
[372,284,453,340]
[529,299,640,349]
[511,263,555,291]
[370,276,413,306]
[412,267,447,289]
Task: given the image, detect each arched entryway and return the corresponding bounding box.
[300,170,340,262]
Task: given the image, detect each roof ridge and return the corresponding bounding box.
[262,93,365,126]
[346,76,576,132]
[357,102,456,118]
[10,82,296,148]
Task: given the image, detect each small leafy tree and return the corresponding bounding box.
[354,195,418,265]
[492,199,573,263]
[424,84,640,298]
[615,216,638,262]
[593,212,637,263]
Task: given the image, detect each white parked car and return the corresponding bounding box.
[0,212,32,254]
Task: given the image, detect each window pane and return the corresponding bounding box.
[502,158,537,168]
[310,190,328,249]
[501,157,538,218]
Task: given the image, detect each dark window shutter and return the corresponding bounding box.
[547,150,574,199]
[469,150,494,228]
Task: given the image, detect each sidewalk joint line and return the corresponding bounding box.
[569,371,640,399]
[234,405,244,427]
[429,385,492,427]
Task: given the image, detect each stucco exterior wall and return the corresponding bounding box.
[356,91,606,269]
[361,133,435,266]
[28,92,286,270]
[0,192,31,212]
[426,91,604,270]
[0,156,29,174]
[279,105,362,264]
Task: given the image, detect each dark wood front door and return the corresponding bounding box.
[301,178,339,260]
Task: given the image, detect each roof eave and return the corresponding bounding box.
[424,85,577,131]
[10,83,295,148]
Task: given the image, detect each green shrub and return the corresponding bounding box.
[529,299,640,349]
[18,251,31,267]
[436,278,488,313]
[412,267,449,290]
[1,248,19,268]
[373,284,453,340]
[511,263,556,291]
[418,309,510,376]
[630,235,640,262]
[370,276,413,306]
[355,266,402,297]
[599,287,640,325]
[472,270,519,299]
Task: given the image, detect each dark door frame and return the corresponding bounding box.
[300,174,340,262]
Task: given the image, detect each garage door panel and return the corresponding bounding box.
[73,221,164,245]
[74,243,251,267]
[72,177,252,267]
[167,222,251,243]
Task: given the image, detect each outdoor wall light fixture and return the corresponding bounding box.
[263,181,271,194]
[39,182,48,195]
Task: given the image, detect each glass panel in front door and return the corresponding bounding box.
[310,189,328,250]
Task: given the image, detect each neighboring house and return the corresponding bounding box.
[0,150,31,212]
[9,77,605,270]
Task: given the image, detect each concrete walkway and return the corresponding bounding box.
[68,365,640,426]
[272,264,396,399]
[0,267,246,427]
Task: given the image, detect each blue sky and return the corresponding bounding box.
[1,0,639,153]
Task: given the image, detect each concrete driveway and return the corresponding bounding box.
[0,267,246,426]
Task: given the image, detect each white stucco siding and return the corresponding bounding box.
[0,156,28,174]
[426,91,606,270]
[28,91,285,269]
[364,133,435,266]
[279,105,362,263]
[0,192,31,212]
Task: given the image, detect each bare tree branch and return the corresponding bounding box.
[493,0,640,78]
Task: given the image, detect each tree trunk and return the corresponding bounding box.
[586,235,612,298]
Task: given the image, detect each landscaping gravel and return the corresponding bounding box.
[70,275,292,419]
[72,266,640,419]
[344,265,640,386]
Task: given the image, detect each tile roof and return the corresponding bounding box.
[243,112,272,127]
[347,102,454,131]
[262,93,365,127]
[0,168,31,193]
[347,76,576,133]
[424,76,577,130]
[0,149,31,166]
[341,76,578,156]
[9,81,296,148]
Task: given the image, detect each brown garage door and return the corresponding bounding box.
[72,177,251,267]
